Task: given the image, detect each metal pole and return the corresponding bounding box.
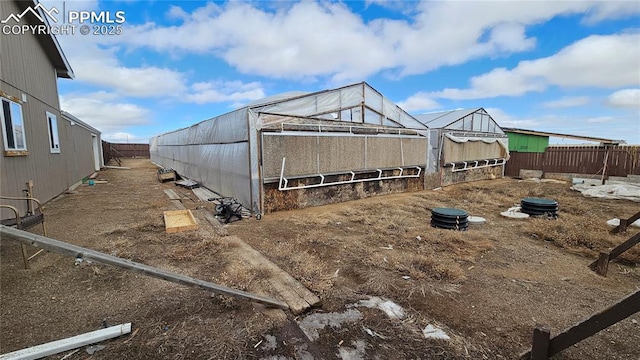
[0,225,288,310]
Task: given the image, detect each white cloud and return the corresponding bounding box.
[47,1,264,104]
[485,108,541,129]
[75,57,188,97]
[488,108,637,144]
[186,81,265,104]
[542,96,590,109]
[60,93,151,132]
[433,67,547,99]
[430,33,640,100]
[102,132,149,143]
[585,116,615,124]
[582,1,640,24]
[55,35,265,103]
[607,89,640,109]
[117,1,639,82]
[166,5,190,21]
[396,92,440,112]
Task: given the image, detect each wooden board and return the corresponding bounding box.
[226,236,321,314]
[164,189,181,200]
[170,200,186,210]
[192,187,218,202]
[193,209,228,237]
[163,210,198,233]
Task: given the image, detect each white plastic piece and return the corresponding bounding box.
[422,324,450,340]
[501,211,529,219]
[0,324,132,360]
[468,216,486,224]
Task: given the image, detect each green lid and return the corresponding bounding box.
[521,198,558,206]
[431,208,468,217]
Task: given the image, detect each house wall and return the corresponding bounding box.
[0,1,60,110]
[62,120,100,187]
[1,2,98,219]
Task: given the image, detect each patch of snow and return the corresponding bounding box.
[352,296,406,319]
[422,324,450,340]
[297,309,363,341]
[338,340,366,360]
[261,334,278,351]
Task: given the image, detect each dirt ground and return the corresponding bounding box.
[1,158,639,359]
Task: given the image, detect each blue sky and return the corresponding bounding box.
[42,0,640,144]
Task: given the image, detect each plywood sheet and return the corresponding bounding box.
[163,210,198,233]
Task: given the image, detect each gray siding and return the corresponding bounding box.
[1,83,68,211]
[0,2,99,219]
[1,1,60,109]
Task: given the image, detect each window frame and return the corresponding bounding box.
[46,111,60,154]
[1,97,28,155]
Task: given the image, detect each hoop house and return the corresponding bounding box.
[150,82,430,216]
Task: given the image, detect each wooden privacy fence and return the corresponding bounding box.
[505,145,640,177]
[102,141,150,165]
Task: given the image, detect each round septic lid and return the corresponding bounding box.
[468,216,486,224]
[521,198,558,206]
[431,208,468,217]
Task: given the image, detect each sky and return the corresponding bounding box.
[36,0,640,144]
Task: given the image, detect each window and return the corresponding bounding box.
[1,97,27,154]
[47,112,60,153]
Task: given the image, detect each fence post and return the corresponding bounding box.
[530,324,550,360]
[595,251,610,276]
[618,218,628,233]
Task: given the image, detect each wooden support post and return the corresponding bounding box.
[547,289,639,355]
[589,233,639,274]
[601,146,610,185]
[521,290,640,359]
[618,218,628,233]
[610,211,640,234]
[595,251,610,276]
[0,225,288,310]
[20,244,30,270]
[530,325,550,360]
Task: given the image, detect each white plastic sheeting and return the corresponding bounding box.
[150,109,253,209]
[571,183,640,202]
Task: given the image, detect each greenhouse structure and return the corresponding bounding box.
[150,82,431,216]
[413,108,509,186]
